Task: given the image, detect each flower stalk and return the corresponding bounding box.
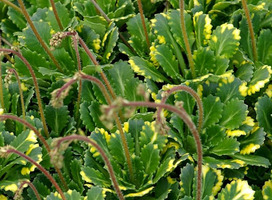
[54,135,125,200]
[102,99,203,200]
[241,0,258,62]
[14,180,41,200]
[179,0,196,78]
[0,147,66,200]
[0,114,68,190]
[137,0,150,49]
[157,85,203,133]
[17,0,63,72]
[0,0,22,13]
[49,0,63,30]
[0,37,5,112]
[6,68,26,128]
[0,49,49,138]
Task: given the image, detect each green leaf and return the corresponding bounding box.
[240,18,253,60]
[193,47,215,76]
[256,96,272,137]
[101,26,119,62]
[202,95,224,128]
[257,29,272,63]
[127,13,150,55]
[193,12,212,47]
[168,10,194,51]
[239,127,265,155]
[80,101,95,132]
[107,61,141,101]
[247,65,272,96]
[89,102,106,129]
[262,180,272,200]
[209,23,240,58]
[87,187,105,200]
[231,154,270,167]
[219,99,247,129]
[45,105,69,135]
[218,180,255,200]
[81,167,111,187]
[141,143,160,175]
[129,56,168,83]
[216,78,243,103]
[210,137,239,156]
[52,48,76,74]
[235,63,254,82]
[203,125,225,147]
[154,44,181,80]
[180,163,194,197]
[82,16,108,38]
[7,7,26,29]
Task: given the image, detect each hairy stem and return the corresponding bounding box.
[0,0,22,13]
[49,0,63,30]
[55,135,125,200]
[17,0,63,72]
[157,85,203,133]
[0,37,5,111]
[241,0,258,62]
[5,148,66,200]
[15,180,41,200]
[112,100,202,200]
[0,49,49,137]
[0,114,68,190]
[89,0,137,54]
[179,0,196,78]
[7,69,26,129]
[137,0,150,49]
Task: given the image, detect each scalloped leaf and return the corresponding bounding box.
[80,101,95,132]
[45,105,69,135]
[127,13,150,56]
[180,163,194,197]
[258,29,272,63]
[209,23,240,58]
[239,127,265,155]
[217,180,255,200]
[210,137,239,156]
[87,187,105,200]
[168,10,194,51]
[256,96,272,137]
[89,101,106,129]
[140,143,160,175]
[193,47,216,76]
[81,166,111,187]
[231,154,270,167]
[247,65,272,96]
[219,99,247,129]
[101,26,118,62]
[203,125,225,147]
[52,48,76,74]
[7,7,26,30]
[202,95,224,128]
[235,63,254,82]
[193,12,212,47]
[154,44,181,80]
[129,56,168,82]
[216,78,243,103]
[262,180,272,200]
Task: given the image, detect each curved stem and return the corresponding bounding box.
[137,0,150,49]
[0,0,22,13]
[0,114,68,191]
[157,85,203,133]
[0,37,5,111]
[179,0,196,78]
[17,0,63,73]
[7,68,26,129]
[0,48,49,138]
[115,100,202,200]
[5,148,66,200]
[55,135,125,200]
[241,0,258,62]
[49,0,63,30]
[15,180,41,200]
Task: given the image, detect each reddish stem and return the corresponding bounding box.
[49,0,64,30]
[55,135,124,200]
[15,180,41,200]
[6,148,66,200]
